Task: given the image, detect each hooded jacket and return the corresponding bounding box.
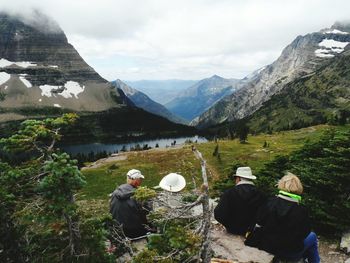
[214,182,266,235]
[245,195,311,255]
[110,184,150,238]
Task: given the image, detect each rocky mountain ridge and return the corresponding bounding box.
[165,75,241,121]
[112,79,187,124]
[194,22,350,129]
[244,46,350,133]
[0,11,129,122]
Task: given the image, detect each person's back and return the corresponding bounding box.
[245,173,320,263]
[110,169,150,238]
[214,167,266,235]
[252,196,310,255]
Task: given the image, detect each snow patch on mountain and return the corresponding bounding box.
[0,58,37,68]
[62,81,85,98]
[315,39,349,58]
[19,74,32,88]
[319,39,349,49]
[53,104,61,108]
[0,72,11,85]
[324,29,349,35]
[39,81,85,98]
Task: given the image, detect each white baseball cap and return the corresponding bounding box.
[127,169,145,179]
[159,173,186,192]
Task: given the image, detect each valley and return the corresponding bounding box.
[1,6,350,263]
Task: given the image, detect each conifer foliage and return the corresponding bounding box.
[256,128,350,234]
[0,114,94,262]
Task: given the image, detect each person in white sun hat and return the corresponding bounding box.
[110,169,152,238]
[159,173,186,192]
[214,166,266,236]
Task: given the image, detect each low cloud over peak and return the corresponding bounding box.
[1,0,350,80]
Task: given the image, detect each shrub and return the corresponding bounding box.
[256,128,350,235]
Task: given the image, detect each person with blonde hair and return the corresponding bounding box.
[245,173,320,263]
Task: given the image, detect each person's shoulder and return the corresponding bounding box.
[220,186,238,197]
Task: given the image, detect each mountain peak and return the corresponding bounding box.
[0,11,128,117]
[330,21,350,33]
[0,10,63,35]
[210,74,223,80]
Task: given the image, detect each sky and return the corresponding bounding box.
[1,0,350,81]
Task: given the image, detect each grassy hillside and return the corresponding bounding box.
[79,124,340,201]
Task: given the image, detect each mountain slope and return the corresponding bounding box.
[0,11,128,122]
[124,79,197,104]
[112,80,187,124]
[246,47,350,133]
[195,23,350,129]
[165,75,240,121]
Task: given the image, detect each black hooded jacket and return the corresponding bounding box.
[214,182,266,235]
[110,184,151,238]
[245,195,311,255]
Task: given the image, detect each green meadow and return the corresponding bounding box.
[79,124,340,202]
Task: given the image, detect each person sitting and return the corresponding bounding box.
[110,169,152,238]
[245,173,320,263]
[214,167,266,235]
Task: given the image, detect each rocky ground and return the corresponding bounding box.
[210,224,349,263]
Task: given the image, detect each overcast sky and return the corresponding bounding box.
[1,0,350,81]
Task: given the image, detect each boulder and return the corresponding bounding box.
[341,231,350,254]
[210,228,274,263]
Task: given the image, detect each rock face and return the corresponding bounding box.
[112,79,187,124]
[0,11,129,121]
[245,47,350,133]
[165,75,240,121]
[194,23,350,129]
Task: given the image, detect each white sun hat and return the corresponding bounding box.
[159,173,186,192]
[235,167,257,180]
[127,169,145,179]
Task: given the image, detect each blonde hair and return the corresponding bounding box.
[278,172,303,195]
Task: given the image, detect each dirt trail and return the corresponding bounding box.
[81,153,128,170]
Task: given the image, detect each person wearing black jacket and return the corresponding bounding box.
[245,173,320,263]
[110,169,152,238]
[214,167,266,235]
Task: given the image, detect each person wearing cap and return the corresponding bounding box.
[245,173,320,263]
[109,169,152,238]
[214,167,266,235]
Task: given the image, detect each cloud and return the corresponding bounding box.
[1,0,350,80]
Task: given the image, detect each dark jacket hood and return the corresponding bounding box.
[112,184,135,200]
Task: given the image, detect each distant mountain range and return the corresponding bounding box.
[165,75,241,121]
[2,10,348,137]
[194,22,350,130]
[112,79,187,124]
[124,79,197,104]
